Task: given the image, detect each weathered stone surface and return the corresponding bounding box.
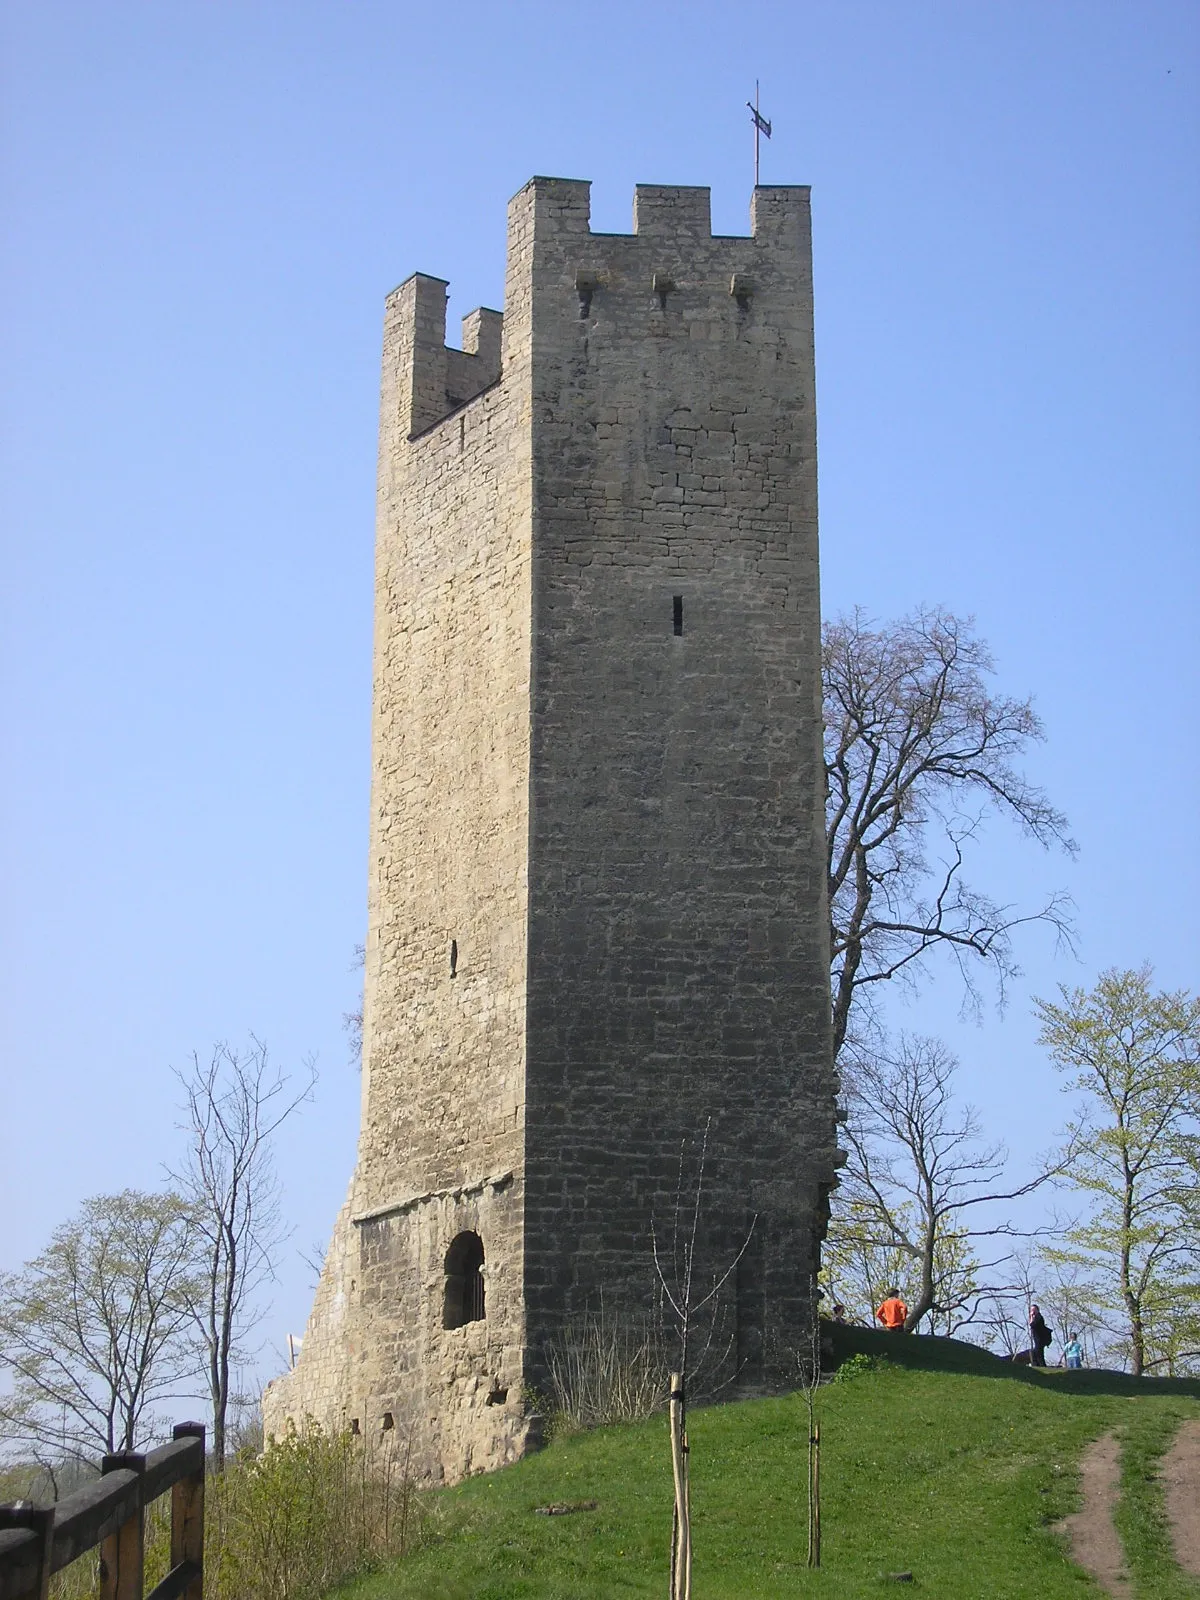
[264,176,837,1483]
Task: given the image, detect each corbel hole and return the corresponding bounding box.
[381,1412,394,1432]
[576,270,600,320]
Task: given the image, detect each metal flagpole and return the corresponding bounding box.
[746,82,772,188]
[755,79,760,187]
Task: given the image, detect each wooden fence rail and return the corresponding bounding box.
[0,1423,205,1600]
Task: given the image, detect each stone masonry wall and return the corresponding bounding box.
[267,177,837,1479]
[263,1192,354,1438]
[343,243,537,1477]
[520,180,837,1383]
[266,217,538,1478]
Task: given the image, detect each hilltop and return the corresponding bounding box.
[331,1327,1200,1600]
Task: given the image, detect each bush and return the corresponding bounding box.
[48,1421,433,1600]
[833,1352,884,1384]
[544,1313,666,1436]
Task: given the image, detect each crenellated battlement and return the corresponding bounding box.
[385,177,812,442]
[384,274,503,440]
[510,175,811,245]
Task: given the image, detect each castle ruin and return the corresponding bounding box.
[263,176,839,1481]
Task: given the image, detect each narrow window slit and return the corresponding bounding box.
[449,939,458,978]
[673,596,684,636]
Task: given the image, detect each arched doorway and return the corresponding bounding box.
[443,1231,485,1328]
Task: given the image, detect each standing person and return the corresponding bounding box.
[831,1304,848,1326]
[1029,1303,1053,1367]
[876,1288,908,1332]
[1063,1333,1084,1370]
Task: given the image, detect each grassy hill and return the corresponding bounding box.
[333,1328,1200,1600]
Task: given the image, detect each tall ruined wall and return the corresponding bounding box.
[520,180,837,1380]
[262,1193,355,1438]
[267,227,537,1480]
[343,246,536,1478]
[355,272,530,1218]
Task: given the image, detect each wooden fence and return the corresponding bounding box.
[0,1423,205,1600]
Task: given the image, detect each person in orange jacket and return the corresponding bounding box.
[876,1288,908,1331]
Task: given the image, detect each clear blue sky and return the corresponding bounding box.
[2,1,1197,1370]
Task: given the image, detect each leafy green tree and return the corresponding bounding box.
[1036,966,1200,1375]
[0,1190,199,1467]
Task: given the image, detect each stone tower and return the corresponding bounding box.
[264,177,839,1482]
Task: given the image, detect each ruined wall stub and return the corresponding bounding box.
[264,177,838,1483]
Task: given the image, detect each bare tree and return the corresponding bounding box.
[343,943,365,1070]
[169,1037,315,1469]
[969,1250,1043,1358]
[300,1236,330,1291]
[821,1191,984,1337]
[651,1120,756,1600]
[0,1190,198,1469]
[651,1120,757,1412]
[832,1033,1068,1331]
[824,607,1075,1061]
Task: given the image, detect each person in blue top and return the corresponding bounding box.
[1063,1333,1084,1370]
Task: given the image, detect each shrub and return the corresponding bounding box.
[833,1352,883,1384]
[545,1313,666,1435]
[48,1420,433,1600]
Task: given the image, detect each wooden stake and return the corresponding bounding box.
[682,1424,692,1600]
[668,1497,678,1600]
[668,1374,690,1600]
[669,1502,678,1600]
[807,1420,821,1568]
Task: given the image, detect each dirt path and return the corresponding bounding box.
[1163,1417,1200,1580]
[1057,1432,1130,1598]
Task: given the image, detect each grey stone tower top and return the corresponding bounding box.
[265,178,838,1483]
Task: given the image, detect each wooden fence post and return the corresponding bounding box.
[99,1451,145,1600]
[0,1504,55,1600]
[170,1423,205,1600]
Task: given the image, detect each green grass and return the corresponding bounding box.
[1114,1404,1198,1600]
[332,1330,1200,1600]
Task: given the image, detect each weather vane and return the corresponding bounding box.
[747,80,772,187]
